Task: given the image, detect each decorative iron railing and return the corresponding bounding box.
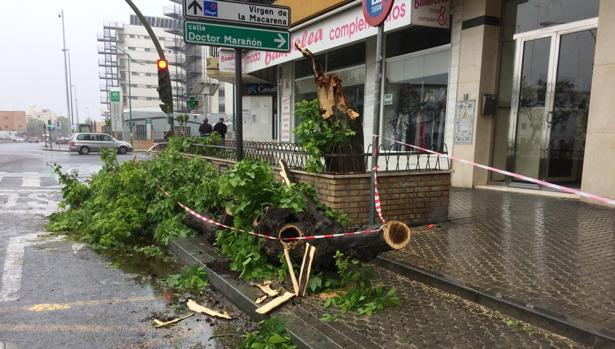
[186,140,450,174]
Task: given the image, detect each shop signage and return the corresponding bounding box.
[243,0,412,73]
[183,0,291,29]
[362,0,395,27]
[411,0,450,28]
[243,84,276,96]
[184,21,290,52]
[219,49,242,73]
[454,100,475,144]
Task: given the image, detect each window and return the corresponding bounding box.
[383,46,450,152]
[127,47,136,50]
[135,124,148,140]
[76,134,93,141]
[144,48,151,52]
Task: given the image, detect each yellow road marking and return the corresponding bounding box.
[0,323,143,333]
[27,303,71,312]
[0,295,158,313]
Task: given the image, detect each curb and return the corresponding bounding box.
[42,148,70,152]
[374,254,615,348]
[169,236,369,349]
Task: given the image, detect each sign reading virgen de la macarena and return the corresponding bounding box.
[183,0,290,29]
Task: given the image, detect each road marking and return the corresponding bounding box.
[0,295,158,313]
[0,323,144,333]
[22,176,41,187]
[0,233,39,302]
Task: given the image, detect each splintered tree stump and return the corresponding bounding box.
[296,43,366,173]
[255,203,412,269]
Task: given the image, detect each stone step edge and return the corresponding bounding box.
[375,254,615,348]
[168,237,370,349]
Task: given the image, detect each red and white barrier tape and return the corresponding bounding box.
[160,188,382,241]
[384,137,615,207]
[372,166,386,224]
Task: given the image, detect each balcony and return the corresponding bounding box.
[163,4,182,19]
[97,45,118,54]
[98,58,118,67]
[103,21,122,29]
[164,24,183,36]
[99,72,119,80]
[97,33,119,42]
[167,37,185,51]
[171,72,186,82]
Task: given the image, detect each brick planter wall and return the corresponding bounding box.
[189,154,450,226]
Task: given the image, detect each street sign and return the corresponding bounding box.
[184,21,290,52]
[110,90,120,102]
[362,0,395,27]
[183,0,290,29]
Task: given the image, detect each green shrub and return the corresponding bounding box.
[165,265,208,291]
[241,317,296,349]
[294,99,355,173]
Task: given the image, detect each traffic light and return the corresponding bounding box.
[47,120,52,130]
[156,59,173,114]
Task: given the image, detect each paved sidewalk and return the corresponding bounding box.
[383,188,615,340]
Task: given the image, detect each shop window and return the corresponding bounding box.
[383,46,449,152]
[294,42,366,79]
[501,0,599,40]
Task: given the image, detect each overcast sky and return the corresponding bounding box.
[0,0,170,121]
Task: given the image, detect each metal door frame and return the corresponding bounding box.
[506,18,598,187]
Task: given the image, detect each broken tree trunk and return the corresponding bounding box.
[296,43,366,173]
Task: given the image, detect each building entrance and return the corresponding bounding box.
[507,19,597,187]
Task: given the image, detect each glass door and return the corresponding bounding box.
[507,19,597,188]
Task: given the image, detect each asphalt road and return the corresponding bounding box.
[0,143,225,349]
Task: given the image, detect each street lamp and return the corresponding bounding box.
[114,46,145,146]
[71,84,79,131]
[58,10,74,133]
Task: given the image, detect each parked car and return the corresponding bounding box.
[27,137,39,143]
[13,137,25,143]
[68,133,132,155]
[55,137,69,145]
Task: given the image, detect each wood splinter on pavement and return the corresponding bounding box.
[153,312,194,328]
[255,291,295,314]
[283,247,300,295]
[297,243,316,297]
[250,280,279,298]
[187,299,232,320]
[255,295,268,304]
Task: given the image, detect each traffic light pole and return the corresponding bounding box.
[124,0,173,132]
[234,48,243,161]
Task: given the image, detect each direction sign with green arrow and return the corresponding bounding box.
[184,21,290,52]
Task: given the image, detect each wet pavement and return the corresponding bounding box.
[383,188,615,340]
[300,264,583,348]
[0,143,248,349]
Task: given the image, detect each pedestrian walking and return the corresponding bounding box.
[213,117,228,140]
[199,118,213,137]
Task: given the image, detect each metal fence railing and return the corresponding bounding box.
[186,140,450,174]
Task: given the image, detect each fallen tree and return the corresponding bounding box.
[184,161,411,269]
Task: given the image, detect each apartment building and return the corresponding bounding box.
[98,15,186,117]
[0,111,26,132]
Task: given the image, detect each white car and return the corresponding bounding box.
[68,133,133,155]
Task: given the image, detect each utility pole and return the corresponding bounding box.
[369,24,385,225]
[68,50,75,130]
[59,10,73,133]
[235,48,243,161]
[72,85,80,131]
